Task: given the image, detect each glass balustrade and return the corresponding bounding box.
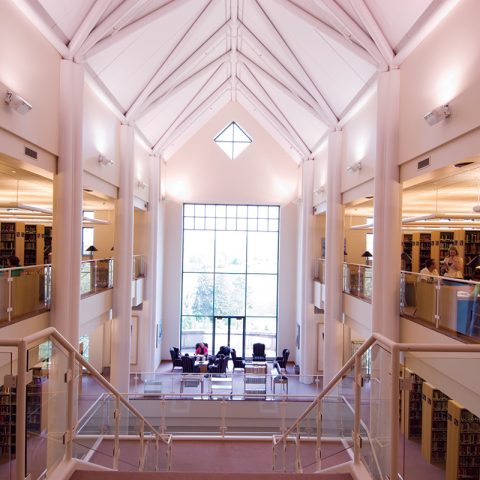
[342,262,372,301]
[80,258,114,296]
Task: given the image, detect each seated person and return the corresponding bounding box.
[195,342,208,356]
[418,258,438,282]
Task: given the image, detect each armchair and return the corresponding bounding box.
[169,347,183,371]
[207,354,228,375]
[215,345,231,358]
[230,348,246,371]
[252,342,266,361]
[181,355,199,373]
[276,348,290,371]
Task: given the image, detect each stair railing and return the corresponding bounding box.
[272,333,480,479]
[0,327,172,480]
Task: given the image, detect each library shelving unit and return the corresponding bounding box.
[402,233,413,271]
[244,363,267,397]
[419,233,432,271]
[43,226,52,264]
[446,400,480,480]
[401,369,424,439]
[0,222,16,266]
[24,225,37,266]
[421,382,450,464]
[439,231,455,261]
[463,231,480,279]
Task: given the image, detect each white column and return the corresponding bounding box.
[297,158,316,383]
[51,60,84,346]
[323,129,344,384]
[372,69,402,340]
[110,125,135,392]
[143,154,162,371]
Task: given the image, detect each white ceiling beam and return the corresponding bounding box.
[238,53,326,125]
[276,0,378,67]
[230,0,239,101]
[254,0,338,125]
[13,0,69,58]
[316,0,387,70]
[135,53,230,121]
[68,0,113,58]
[74,0,151,61]
[237,80,309,158]
[80,0,193,61]
[347,0,394,66]
[126,0,215,120]
[240,63,310,154]
[154,80,230,153]
[240,22,335,127]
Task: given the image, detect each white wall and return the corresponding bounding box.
[0,1,60,156]
[399,0,480,164]
[162,102,299,358]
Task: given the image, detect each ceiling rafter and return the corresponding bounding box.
[79,0,193,61]
[347,0,394,66]
[155,80,230,153]
[237,81,307,159]
[316,0,387,70]
[253,0,338,125]
[153,72,228,151]
[135,52,230,121]
[238,52,326,124]
[276,0,378,67]
[68,0,113,58]
[229,0,240,101]
[129,21,228,121]
[239,22,334,127]
[74,0,151,61]
[126,0,216,121]
[240,63,310,154]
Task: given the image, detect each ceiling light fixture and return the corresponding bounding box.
[4,89,32,114]
[424,104,451,126]
[346,161,362,173]
[98,154,114,166]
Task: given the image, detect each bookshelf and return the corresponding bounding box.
[244,363,267,396]
[439,232,455,261]
[402,234,413,271]
[419,233,432,271]
[24,225,37,266]
[421,382,449,464]
[0,222,16,266]
[401,369,424,439]
[43,226,52,264]
[464,231,480,279]
[446,400,480,480]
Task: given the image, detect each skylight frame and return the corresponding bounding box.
[214,121,252,160]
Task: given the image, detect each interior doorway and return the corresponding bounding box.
[214,316,245,356]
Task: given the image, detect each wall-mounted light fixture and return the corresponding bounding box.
[4,90,32,114]
[137,180,147,189]
[424,104,451,126]
[346,161,362,173]
[98,154,114,166]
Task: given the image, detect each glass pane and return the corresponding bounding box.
[181,316,213,352]
[248,218,257,231]
[232,142,249,159]
[205,205,215,217]
[258,218,268,231]
[216,142,233,159]
[248,232,278,274]
[245,317,276,357]
[183,231,215,272]
[182,273,213,315]
[0,272,10,323]
[230,317,244,356]
[269,219,279,231]
[184,217,194,229]
[194,217,205,230]
[247,205,258,218]
[214,317,229,349]
[226,218,236,230]
[247,275,277,316]
[215,231,246,273]
[216,205,226,217]
[184,204,194,216]
[226,205,236,217]
[215,123,234,142]
[269,206,279,219]
[237,205,247,218]
[205,217,215,230]
[194,204,205,217]
[237,218,247,230]
[216,217,226,230]
[258,206,268,218]
[232,122,251,142]
[214,274,246,316]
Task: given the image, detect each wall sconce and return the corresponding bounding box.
[137,180,147,189]
[424,104,451,126]
[98,154,114,166]
[346,161,362,173]
[4,90,32,114]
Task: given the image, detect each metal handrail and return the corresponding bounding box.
[1,327,172,479]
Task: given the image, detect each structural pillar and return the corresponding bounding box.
[297,158,316,383]
[144,154,163,371]
[110,125,135,392]
[51,60,84,346]
[324,129,344,384]
[372,69,402,340]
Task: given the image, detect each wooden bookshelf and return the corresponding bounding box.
[24,225,37,266]
[401,369,424,439]
[421,382,449,464]
[464,231,480,279]
[0,222,16,267]
[446,400,480,480]
[402,234,413,271]
[43,226,52,264]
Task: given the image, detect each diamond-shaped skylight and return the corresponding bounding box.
[214,121,252,160]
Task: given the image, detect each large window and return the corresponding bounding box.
[181,204,279,358]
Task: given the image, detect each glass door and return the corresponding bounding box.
[214,316,245,356]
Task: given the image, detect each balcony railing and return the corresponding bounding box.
[0,264,51,325]
[80,257,114,297]
[343,262,372,302]
[133,254,145,279]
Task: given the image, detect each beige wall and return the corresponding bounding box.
[0,0,60,156]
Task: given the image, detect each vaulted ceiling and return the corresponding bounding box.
[19,0,448,162]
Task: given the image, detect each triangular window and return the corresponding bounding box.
[214,121,252,159]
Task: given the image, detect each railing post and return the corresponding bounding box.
[353,353,362,464]
[315,401,322,470]
[434,277,441,329]
[7,270,13,322]
[139,419,145,471]
[93,260,98,293]
[390,345,400,480]
[66,349,76,461]
[295,424,302,473]
[113,396,120,470]
[16,341,27,480]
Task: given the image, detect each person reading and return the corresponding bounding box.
[195,342,208,355]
